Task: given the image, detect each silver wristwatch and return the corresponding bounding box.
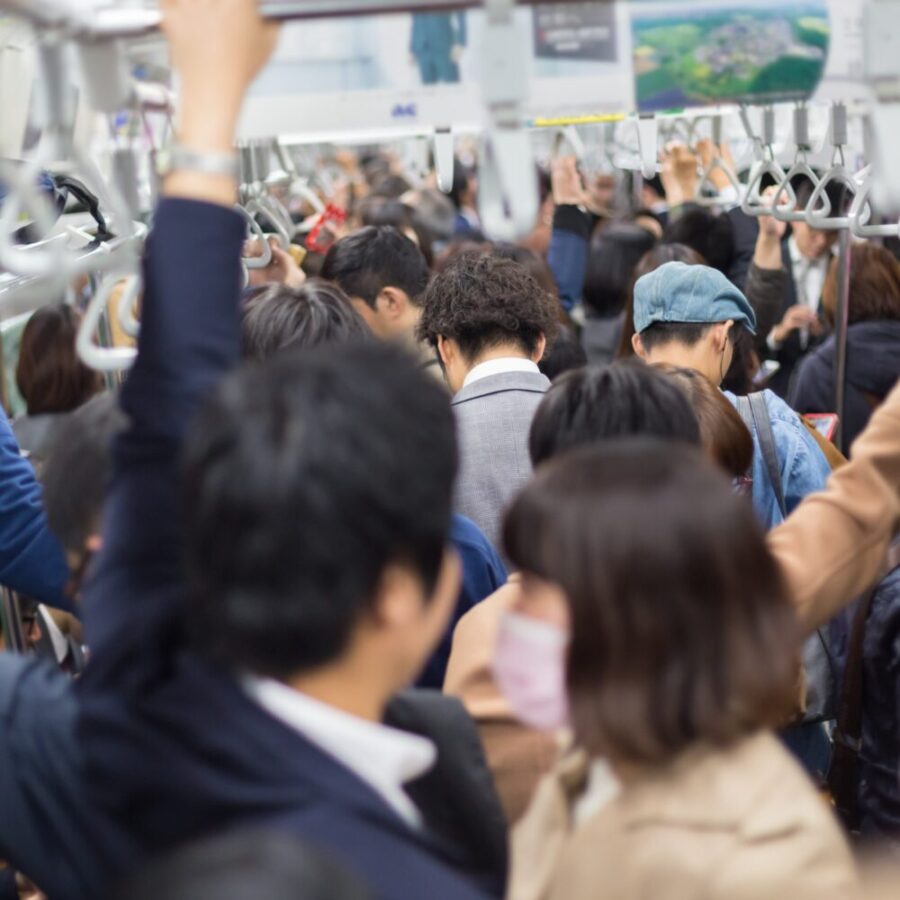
[156,145,239,179]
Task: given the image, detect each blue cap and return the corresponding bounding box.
[633,262,757,336]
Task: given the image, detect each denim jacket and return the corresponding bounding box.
[725,389,831,529]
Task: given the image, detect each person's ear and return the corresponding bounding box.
[436,335,454,368]
[370,563,429,629]
[632,332,649,360]
[376,287,408,321]
[531,334,547,363]
[712,320,735,353]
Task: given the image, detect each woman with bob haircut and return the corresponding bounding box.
[500,441,857,899]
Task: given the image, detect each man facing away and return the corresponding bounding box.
[418,252,560,551]
[76,3,491,898]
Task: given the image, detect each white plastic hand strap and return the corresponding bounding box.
[246,198,291,250]
[742,158,792,218]
[772,153,818,223]
[434,128,455,194]
[478,129,538,243]
[694,118,742,207]
[849,167,898,238]
[804,154,860,231]
[76,271,140,372]
[236,205,274,269]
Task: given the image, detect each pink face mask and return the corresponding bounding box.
[492,611,570,732]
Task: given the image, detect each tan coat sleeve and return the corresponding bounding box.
[768,379,900,632]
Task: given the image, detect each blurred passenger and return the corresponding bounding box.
[537,326,586,382]
[662,206,735,276]
[449,162,481,236]
[580,225,657,366]
[616,243,705,361]
[320,225,439,374]
[504,443,858,899]
[14,304,103,463]
[631,262,831,529]
[240,280,369,361]
[113,832,373,900]
[790,243,900,454]
[357,196,435,268]
[418,252,559,550]
[655,364,754,479]
[446,362,701,823]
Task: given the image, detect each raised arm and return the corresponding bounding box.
[547,157,591,314]
[82,0,278,651]
[769,379,900,632]
[0,406,68,608]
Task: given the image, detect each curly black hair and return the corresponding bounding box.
[417,251,560,362]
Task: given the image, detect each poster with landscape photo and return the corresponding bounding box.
[632,1,830,112]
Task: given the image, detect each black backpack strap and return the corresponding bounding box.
[747,392,788,519]
[829,540,900,832]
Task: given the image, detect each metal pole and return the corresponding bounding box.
[833,228,852,452]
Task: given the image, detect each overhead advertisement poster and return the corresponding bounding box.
[631,1,831,112]
[533,2,618,65]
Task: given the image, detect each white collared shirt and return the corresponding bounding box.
[463,357,540,388]
[242,675,436,828]
[788,235,829,319]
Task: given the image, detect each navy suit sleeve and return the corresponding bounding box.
[82,199,245,655]
[0,405,69,608]
[548,206,591,314]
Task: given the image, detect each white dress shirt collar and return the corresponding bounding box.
[463,357,540,388]
[242,675,436,828]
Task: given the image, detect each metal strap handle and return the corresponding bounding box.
[246,198,291,250]
[805,103,856,231]
[742,159,792,218]
[772,154,819,222]
[694,118,742,207]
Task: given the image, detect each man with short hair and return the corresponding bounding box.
[418,252,559,549]
[321,225,440,373]
[631,261,831,529]
[75,3,493,898]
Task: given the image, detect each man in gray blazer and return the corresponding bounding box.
[418,252,560,550]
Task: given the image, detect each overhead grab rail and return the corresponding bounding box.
[694,115,742,207]
[772,104,820,222]
[805,103,863,231]
[740,106,795,218]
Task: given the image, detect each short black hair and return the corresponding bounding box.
[583,225,658,318]
[529,360,701,466]
[112,831,372,900]
[41,393,127,554]
[636,321,711,353]
[320,226,430,309]
[182,342,458,679]
[417,251,560,362]
[241,279,370,362]
[663,208,734,275]
[538,325,587,381]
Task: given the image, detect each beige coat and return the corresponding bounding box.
[509,732,859,900]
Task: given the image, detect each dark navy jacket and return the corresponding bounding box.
[419,515,506,689]
[76,199,491,899]
[790,320,900,455]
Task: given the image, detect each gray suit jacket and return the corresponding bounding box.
[451,371,551,552]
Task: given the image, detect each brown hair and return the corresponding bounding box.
[504,441,798,766]
[616,243,706,360]
[16,305,102,416]
[822,243,900,327]
[655,365,754,478]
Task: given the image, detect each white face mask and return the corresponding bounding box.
[492,611,570,732]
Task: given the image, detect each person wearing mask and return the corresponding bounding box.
[502,443,858,899]
[418,251,559,550]
[790,242,900,454]
[13,304,104,463]
[75,4,495,898]
[445,362,704,823]
[320,225,439,374]
[630,262,832,530]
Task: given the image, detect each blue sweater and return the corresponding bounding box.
[0,406,69,608]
